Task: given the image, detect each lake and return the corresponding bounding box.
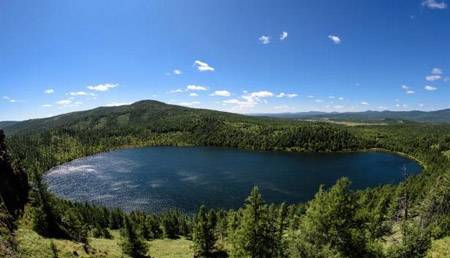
[44,147,421,213]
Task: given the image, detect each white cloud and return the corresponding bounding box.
[259,35,270,44]
[401,85,410,90]
[173,69,182,75]
[422,0,447,9]
[246,91,273,98]
[425,85,437,91]
[334,105,344,109]
[105,102,132,107]
[426,75,442,81]
[189,93,198,97]
[280,31,288,40]
[329,96,335,99]
[432,67,443,74]
[41,104,52,108]
[328,35,341,44]
[277,92,297,98]
[339,97,345,100]
[360,101,369,106]
[2,96,21,103]
[222,91,274,109]
[169,89,183,94]
[308,95,314,98]
[179,101,201,107]
[56,99,72,105]
[406,90,415,94]
[315,99,324,103]
[87,83,118,91]
[419,103,425,107]
[223,99,241,105]
[44,89,54,94]
[186,85,208,91]
[68,91,96,96]
[210,90,231,97]
[194,60,215,72]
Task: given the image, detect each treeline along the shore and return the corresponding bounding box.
[2,101,450,257]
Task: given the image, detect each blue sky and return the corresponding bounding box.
[1,0,450,121]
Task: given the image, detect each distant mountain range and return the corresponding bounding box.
[256,109,450,124]
[1,101,450,135]
[0,121,19,129]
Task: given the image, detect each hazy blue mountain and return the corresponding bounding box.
[0,121,19,130]
[257,109,450,124]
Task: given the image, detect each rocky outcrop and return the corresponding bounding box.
[0,129,29,258]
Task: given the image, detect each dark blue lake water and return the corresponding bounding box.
[44,147,421,213]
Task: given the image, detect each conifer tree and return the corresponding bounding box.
[120,217,149,258]
[192,205,215,257]
[231,186,276,258]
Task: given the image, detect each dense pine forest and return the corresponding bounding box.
[1,100,450,258]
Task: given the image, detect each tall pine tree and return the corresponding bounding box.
[192,205,215,257]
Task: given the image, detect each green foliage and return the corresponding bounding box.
[4,100,450,257]
[290,178,382,258]
[120,217,148,258]
[192,205,216,257]
[230,187,278,258]
[386,225,431,258]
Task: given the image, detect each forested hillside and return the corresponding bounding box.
[1,100,450,258]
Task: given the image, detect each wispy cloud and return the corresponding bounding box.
[339,97,345,100]
[280,31,288,40]
[426,75,442,81]
[222,91,274,109]
[173,69,182,75]
[179,101,201,107]
[210,90,231,97]
[186,85,208,91]
[360,101,369,106]
[277,92,297,98]
[194,60,215,72]
[258,35,270,44]
[432,67,443,74]
[189,93,198,97]
[425,85,437,91]
[422,0,447,9]
[3,96,17,103]
[87,83,118,91]
[56,99,72,105]
[44,89,54,94]
[68,91,96,96]
[328,35,341,44]
[105,102,132,107]
[169,89,183,94]
[41,104,52,108]
[401,85,415,94]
